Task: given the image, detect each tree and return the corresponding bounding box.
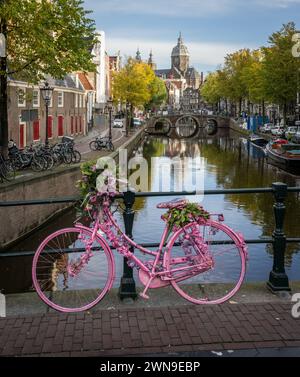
[0,0,97,152]
[262,22,300,124]
[145,76,167,111]
[112,58,157,108]
[223,49,253,114]
[201,72,222,106]
[240,49,266,117]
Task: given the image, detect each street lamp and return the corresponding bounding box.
[105,97,114,144]
[40,82,54,146]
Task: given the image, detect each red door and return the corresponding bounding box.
[79,116,82,133]
[75,117,78,134]
[47,116,53,138]
[71,116,74,135]
[19,124,25,148]
[33,120,40,141]
[58,116,64,137]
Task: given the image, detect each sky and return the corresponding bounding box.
[84,0,300,74]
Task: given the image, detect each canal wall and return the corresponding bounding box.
[0,127,145,251]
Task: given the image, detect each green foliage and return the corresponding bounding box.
[146,76,168,110]
[76,159,99,200]
[0,0,97,82]
[112,58,165,110]
[201,22,300,116]
[162,203,210,231]
[262,22,300,108]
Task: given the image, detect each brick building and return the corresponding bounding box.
[8,75,87,148]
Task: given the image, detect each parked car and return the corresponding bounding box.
[260,123,274,133]
[292,129,300,143]
[133,118,142,127]
[285,126,298,140]
[113,119,124,128]
[271,126,285,137]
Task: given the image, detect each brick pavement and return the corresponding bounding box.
[0,302,299,357]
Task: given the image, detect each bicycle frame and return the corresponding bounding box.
[75,199,218,298]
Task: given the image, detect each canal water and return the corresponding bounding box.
[1,128,300,294]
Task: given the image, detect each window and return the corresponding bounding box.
[33,120,40,141]
[32,90,40,107]
[75,94,78,108]
[58,92,64,107]
[79,94,82,108]
[58,116,64,137]
[18,89,26,107]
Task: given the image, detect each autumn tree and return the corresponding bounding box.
[262,22,300,124]
[145,76,167,111]
[0,0,97,151]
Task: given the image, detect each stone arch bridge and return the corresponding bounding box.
[145,114,230,138]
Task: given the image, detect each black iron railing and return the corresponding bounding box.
[1,182,300,299]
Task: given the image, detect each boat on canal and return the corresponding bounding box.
[265,139,300,173]
[249,134,269,148]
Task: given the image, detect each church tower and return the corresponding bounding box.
[171,32,189,74]
[148,50,157,70]
[135,48,142,62]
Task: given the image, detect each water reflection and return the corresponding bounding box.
[1,129,300,294]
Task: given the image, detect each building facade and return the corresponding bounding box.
[155,34,204,110]
[8,75,86,148]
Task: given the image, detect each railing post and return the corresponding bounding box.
[119,190,138,300]
[267,182,291,292]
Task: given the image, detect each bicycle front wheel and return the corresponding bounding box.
[32,228,114,312]
[166,221,247,305]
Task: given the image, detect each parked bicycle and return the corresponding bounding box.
[0,153,15,182]
[89,136,114,152]
[32,177,248,313]
[8,141,46,172]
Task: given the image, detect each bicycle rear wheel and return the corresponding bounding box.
[166,221,247,305]
[1,160,16,181]
[89,140,99,151]
[71,150,81,163]
[32,228,114,312]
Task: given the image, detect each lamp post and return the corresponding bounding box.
[106,97,113,144]
[126,102,130,138]
[40,82,54,147]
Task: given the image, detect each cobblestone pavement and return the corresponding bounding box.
[0,302,299,357]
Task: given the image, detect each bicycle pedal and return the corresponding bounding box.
[139,292,150,300]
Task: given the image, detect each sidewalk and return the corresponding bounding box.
[1,287,300,357]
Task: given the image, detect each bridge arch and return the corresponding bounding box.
[205,118,218,135]
[147,118,172,135]
[174,115,200,138]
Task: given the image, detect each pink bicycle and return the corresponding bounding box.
[32,192,248,313]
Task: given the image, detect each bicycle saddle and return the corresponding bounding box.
[156,198,188,209]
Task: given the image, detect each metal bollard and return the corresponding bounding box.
[267,182,291,292]
[118,191,138,300]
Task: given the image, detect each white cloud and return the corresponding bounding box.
[106,37,257,72]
